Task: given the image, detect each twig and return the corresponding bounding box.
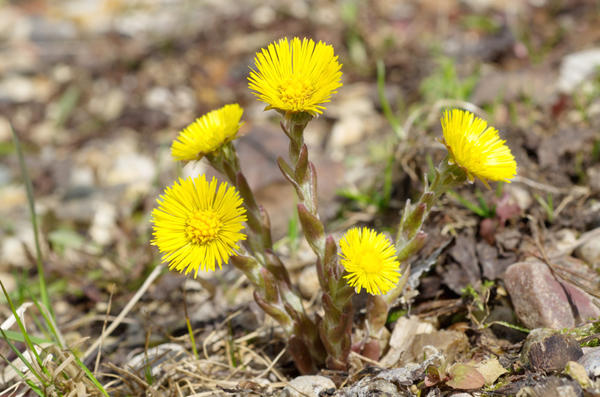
[513,175,589,195]
[256,347,286,380]
[83,264,164,360]
[94,287,114,375]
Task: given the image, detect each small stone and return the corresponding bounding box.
[297,265,319,299]
[89,202,117,246]
[89,88,125,121]
[0,76,36,103]
[362,379,398,395]
[578,347,600,378]
[0,272,15,294]
[504,259,575,329]
[69,166,95,188]
[552,229,578,256]
[104,153,155,195]
[558,48,600,94]
[251,5,275,27]
[588,165,600,193]
[521,329,583,371]
[283,375,335,397]
[575,234,600,268]
[516,376,582,397]
[144,87,172,110]
[0,184,26,211]
[330,115,366,149]
[1,225,39,268]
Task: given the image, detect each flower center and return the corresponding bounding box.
[356,248,383,274]
[185,210,222,245]
[278,79,314,110]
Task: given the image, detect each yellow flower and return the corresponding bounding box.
[248,37,342,116]
[171,104,244,161]
[441,109,517,185]
[151,175,247,276]
[339,227,401,295]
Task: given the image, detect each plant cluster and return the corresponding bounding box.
[150,37,517,372]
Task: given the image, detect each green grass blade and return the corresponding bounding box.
[0,329,47,387]
[0,281,50,378]
[448,190,487,217]
[10,124,53,318]
[69,350,110,396]
[0,352,45,396]
[32,297,65,348]
[378,154,394,211]
[376,59,403,139]
[0,329,52,345]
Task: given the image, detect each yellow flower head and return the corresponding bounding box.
[171,104,244,161]
[151,175,247,276]
[339,227,401,295]
[248,37,342,116]
[441,109,517,185]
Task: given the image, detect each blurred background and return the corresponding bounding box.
[1,0,600,394]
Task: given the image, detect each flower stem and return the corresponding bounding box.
[279,115,354,370]
[363,158,467,359]
[209,143,326,372]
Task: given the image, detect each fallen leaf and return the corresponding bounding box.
[446,363,485,390]
[565,361,591,389]
[473,357,508,386]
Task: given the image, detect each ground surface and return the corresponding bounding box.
[1,0,600,396]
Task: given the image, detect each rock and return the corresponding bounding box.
[0,76,37,103]
[548,256,600,322]
[504,259,575,328]
[0,272,15,294]
[516,376,582,397]
[88,88,125,121]
[343,352,443,395]
[104,152,155,196]
[330,115,366,149]
[89,202,117,246]
[578,347,600,378]
[551,229,578,256]
[283,375,335,397]
[504,184,532,211]
[0,184,25,211]
[558,48,600,94]
[521,329,583,371]
[297,265,319,299]
[1,225,39,268]
[69,166,95,188]
[588,165,600,193]
[575,234,600,268]
[358,379,399,395]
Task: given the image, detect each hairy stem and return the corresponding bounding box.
[209,144,326,372]
[363,159,467,359]
[279,114,354,370]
